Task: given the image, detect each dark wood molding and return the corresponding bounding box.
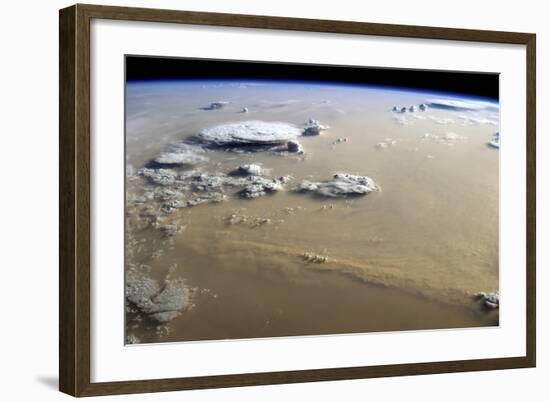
[525,33,536,367]
[59,4,77,395]
[59,3,536,397]
[79,3,534,43]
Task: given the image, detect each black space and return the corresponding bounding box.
[126,56,499,100]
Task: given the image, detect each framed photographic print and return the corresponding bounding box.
[59,4,536,397]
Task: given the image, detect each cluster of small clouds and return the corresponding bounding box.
[392,103,429,113]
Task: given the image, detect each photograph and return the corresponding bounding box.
[124,56,501,344]
[0,0,545,397]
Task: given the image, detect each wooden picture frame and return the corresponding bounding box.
[59,3,536,397]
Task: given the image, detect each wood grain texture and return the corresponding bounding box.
[59,3,536,397]
[525,34,536,367]
[78,3,533,43]
[59,5,76,396]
